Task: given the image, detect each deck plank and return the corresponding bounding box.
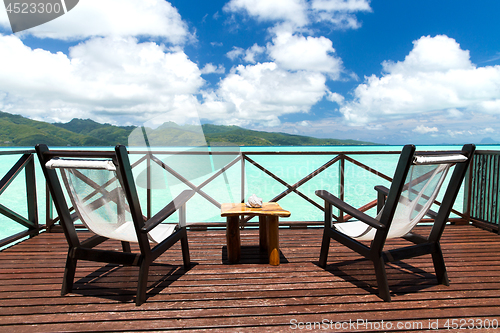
[1,225,500,332]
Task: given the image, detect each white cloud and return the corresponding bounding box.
[447,129,467,137]
[477,99,500,114]
[447,108,464,118]
[224,0,309,27]
[201,63,225,74]
[243,44,266,63]
[0,34,204,124]
[226,47,245,61]
[226,44,266,63]
[382,35,472,74]
[6,0,190,44]
[311,0,371,12]
[326,92,345,104]
[311,0,371,29]
[479,127,495,134]
[224,0,371,30]
[267,31,342,77]
[200,62,329,126]
[413,125,438,134]
[340,35,500,124]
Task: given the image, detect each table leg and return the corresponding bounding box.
[226,216,241,263]
[267,216,280,266]
[259,216,267,251]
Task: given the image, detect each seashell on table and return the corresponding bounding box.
[246,194,263,208]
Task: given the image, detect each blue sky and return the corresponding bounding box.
[1,0,500,144]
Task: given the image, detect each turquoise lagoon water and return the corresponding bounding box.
[0,145,496,241]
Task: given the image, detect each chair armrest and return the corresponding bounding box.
[315,190,385,230]
[141,190,195,233]
[374,185,389,196]
[425,209,438,219]
[374,185,389,213]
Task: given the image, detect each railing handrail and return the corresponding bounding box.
[473,150,500,155]
[0,149,35,156]
[126,150,403,156]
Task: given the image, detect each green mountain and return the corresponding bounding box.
[0,111,109,146]
[0,111,377,146]
[53,118,135,146]
[202,124,375,146]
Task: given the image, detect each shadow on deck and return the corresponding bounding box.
[1,225,500,332]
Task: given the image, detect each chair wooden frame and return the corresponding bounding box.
[316,144,475,301]
[36,144,194,305]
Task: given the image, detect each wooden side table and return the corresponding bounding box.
[221,202,291,266]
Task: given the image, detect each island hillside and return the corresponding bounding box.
[0,111,377,146]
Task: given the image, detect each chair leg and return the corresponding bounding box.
[180,229,191,269]
[373,256,391,302]
[121,241,131,253]
[61,250,77,295]
[318,229,331,268]
[432,243,449,286]
[136,259,151,306]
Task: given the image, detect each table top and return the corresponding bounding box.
[221,202,291,217]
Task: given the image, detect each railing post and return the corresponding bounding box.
[147,152,151,220]
[240,154,246,229]
[339,154,345,222]
[45,182,55,231]
[463,154,473,225]
[25,155,38,235]
[241,154,245,204]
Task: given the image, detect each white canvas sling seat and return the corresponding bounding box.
[332,153,468,241]
[46,158,178,244]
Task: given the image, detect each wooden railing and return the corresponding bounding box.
[0,149,39,248]
[466,150,500,233]
[47,149,468,229]
[0,147,485,248]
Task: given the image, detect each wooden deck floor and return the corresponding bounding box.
[1,225,500,332]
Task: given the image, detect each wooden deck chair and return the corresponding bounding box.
[316,144,475,301]
[36,144,194,305]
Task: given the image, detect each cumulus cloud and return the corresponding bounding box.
[200,62,329,126]
[413,125,438,134]
[226,47,245,61]
[382,35,472,74]
[223,0,309,27]
[267,31,342,77]
[224,0,371,30]
[218,24,344,127]
[0,34,204,124]
[340,35,500,124]
[480,127,495,134]
[326,92,345,104]
[311,0,371,12]
[201,63,225,74]
[243,44,266,63]
[2,0,191,44]
[311,0,372,29]
[227,44,266,63]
